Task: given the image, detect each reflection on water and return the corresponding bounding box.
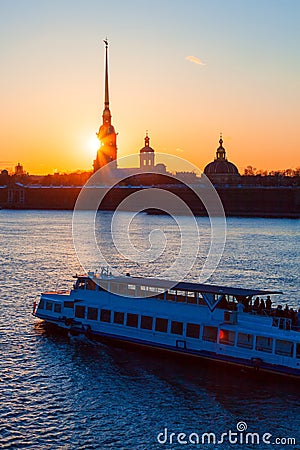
[0,210,299,449]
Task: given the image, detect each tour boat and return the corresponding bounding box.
[33,268,300,378]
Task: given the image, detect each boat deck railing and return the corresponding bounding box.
[272,317,293,330]
[43,290,70,295]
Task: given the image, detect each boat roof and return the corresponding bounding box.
[77,273,283,297]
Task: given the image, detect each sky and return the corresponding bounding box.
[0,0,299,175]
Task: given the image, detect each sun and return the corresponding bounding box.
[86,134,100,154]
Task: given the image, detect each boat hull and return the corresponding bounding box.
[36,315,300,380]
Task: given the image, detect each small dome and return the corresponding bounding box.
[140,146,154,153]
[140,133,154,153]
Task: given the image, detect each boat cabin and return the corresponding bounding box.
[73,271,282,314]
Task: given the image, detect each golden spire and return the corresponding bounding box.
[103,38,109,108]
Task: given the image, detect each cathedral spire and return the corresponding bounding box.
[102,39,111,125]
[93,39,118,172]
[104,38,109,108]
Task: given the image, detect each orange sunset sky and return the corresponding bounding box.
[1,0,299,175]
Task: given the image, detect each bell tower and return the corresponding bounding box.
[139,132,155,170]
[93,39,118,172]
[215,133,227,160]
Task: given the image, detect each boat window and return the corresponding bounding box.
[138,286,147,297]
[275,340,294,357]
[87,307,98,320]
[256,336,273,353]
[237,333,253,349]
[100,309,111,323]
[126,313,138,327]
[54,303,62,313]
[296,344,300,359]
[140,286,150,297]
[171,321,183,335]
[99,281,108,292]
[203,326,218,342]
[146,287,158,298]
[76,279,86,290]
[118,284,127,295]
[186,323,200,339]
[38,300,44,310]
[110,283,119,294]
[187,292,197,304]
[75,305,85,318]
[135,286,142,297]
[64,301,74,308]
[148,286,157,292]
[155,318,168,333]
[166,290,176,301]
[140,315,153,330]
[176,290,186,302]
[114,311,125,325]
[86,279,96,290]
[46,301,53,311]
[219,329,236,346]
[197,295,206,306]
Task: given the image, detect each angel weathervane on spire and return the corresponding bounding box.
[103,38,108,48]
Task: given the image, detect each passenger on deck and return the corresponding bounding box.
[289,308,298,328]
[283,304,289,318]
[218,295,229,309]
[257,298,265,315]
[266,296,272,313]
[297,309,300,328]
[275,305,284,317]
[242,297,249,312]
[253,297,260,312]
[248,298,253,312]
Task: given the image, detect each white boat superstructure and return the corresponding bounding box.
[33,269,300,378]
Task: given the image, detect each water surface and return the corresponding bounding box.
[0,210,299,449]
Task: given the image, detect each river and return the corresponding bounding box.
[0,210,299,449]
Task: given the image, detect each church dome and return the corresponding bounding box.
[204,135,239,175]
[140,133,154,153]
[204,160,239,175]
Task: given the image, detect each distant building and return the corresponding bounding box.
[204,135,240,184]
[175,171,199,183]
[15,162,26,176]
